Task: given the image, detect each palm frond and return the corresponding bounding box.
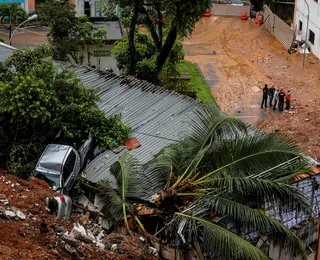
[96,180,123,222]
[200,177,312,215]
[110,151,145,198]
[96,152,144,229]
[196,132,309,183]
[150,105,247,187]
[188,104,247,143]
[205,196,307,258]
[172,212,269,260]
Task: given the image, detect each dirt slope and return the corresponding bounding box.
[184,16,320,157]
[0,173,152,260]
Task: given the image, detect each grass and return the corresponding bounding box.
[177,60,217,105]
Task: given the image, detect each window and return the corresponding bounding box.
[63,151,76,182]
[84,1,91,17]
[299,20,302,31]
[309,29,315,45]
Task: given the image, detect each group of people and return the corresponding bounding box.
[261,84,291,111]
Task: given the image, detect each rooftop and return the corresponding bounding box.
[93,21,123,41]
[59,64,200,184]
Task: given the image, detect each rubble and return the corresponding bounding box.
[0,173,156,259]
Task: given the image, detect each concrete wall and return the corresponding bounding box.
[295,0,320,58]
[70,44,119,74]
[210,4,250,17]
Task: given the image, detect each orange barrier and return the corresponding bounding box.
[241,9,248,20]
[204,12,211,17]
[256,13,264,25]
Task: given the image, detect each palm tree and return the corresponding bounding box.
[0,3,27,44]
[96,104,312,259]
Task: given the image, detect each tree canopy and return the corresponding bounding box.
[97,104,312,259]
[37,1,106,64]
[104,0,211,80]
[0,46,130,178]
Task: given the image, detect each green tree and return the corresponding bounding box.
[37,1,106,64]
[0,47,130,178]
[0,3,27,43]
[104,0,210,76]
[97,105,312,259]
[112,31,184,84]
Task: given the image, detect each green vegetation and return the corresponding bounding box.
[0,46,130,178]
[97,104,311,259]
[0,3,27,42]
[105,0,211,81]
[37,0,106,64]
[177,60,216,104]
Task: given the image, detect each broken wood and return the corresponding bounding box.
[193,242,204,260]
[62,236,81,247]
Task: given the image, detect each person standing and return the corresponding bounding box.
[261,84,268,109]
[285,90,291,110]
[273,88,280,110]
[278,88,286,112]
[268,85,275,107]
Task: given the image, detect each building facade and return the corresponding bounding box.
[294,0,320,58]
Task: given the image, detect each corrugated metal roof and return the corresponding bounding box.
[0,42,15,62]
[0,44,201,184]
[65,65,201,183]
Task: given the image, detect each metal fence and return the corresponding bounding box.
[262,5,295,50]
[210,3,250,17]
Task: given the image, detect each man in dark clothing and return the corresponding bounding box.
[278,88,286,112]
[268,85,275,107]
[261,84,268,109]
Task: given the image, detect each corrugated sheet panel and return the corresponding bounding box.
[263,5,294,50]
[55,63,201,184]
[274,15,294,50]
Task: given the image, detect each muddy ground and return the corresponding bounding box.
[184,16,320,158]
[0,173,152,259]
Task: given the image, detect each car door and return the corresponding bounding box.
[62,149,80,193]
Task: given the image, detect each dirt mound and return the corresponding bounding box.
[0,173,154,260]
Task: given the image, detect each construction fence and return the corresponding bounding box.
[262,5,295,50]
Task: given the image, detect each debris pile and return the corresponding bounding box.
[0,173,156,259]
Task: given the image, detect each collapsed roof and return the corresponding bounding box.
[61,64,200,184]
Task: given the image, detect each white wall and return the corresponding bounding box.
[295,0,320,58]
[70,44,119,74]
[75,0,98,17]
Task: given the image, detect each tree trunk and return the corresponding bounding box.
[155,3,163,46]
[8,24,12,45]
[141,7,161,51]
[155,25,177,73]
[128,4,140,76]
